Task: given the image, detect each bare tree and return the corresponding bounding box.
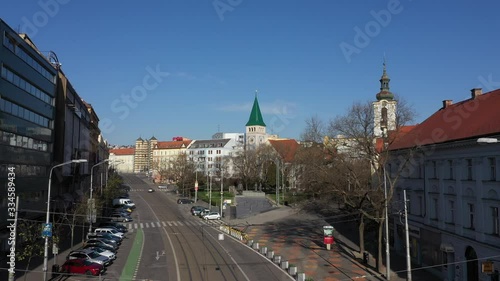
[300,115,325,143]
[326,98,416,272]
[231,148,259,191]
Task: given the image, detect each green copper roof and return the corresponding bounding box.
[246,95,266,127]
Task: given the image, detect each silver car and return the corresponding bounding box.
[67,249,111,266]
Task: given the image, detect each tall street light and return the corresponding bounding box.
[89,159,109,234]
[43,159,87,281]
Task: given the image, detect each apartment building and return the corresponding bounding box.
[388,88,500,281]
[109,148,135,173]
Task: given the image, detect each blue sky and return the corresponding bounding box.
[2,0,500,145]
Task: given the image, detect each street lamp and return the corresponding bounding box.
[43,159,87,281]
[89,159,109,234]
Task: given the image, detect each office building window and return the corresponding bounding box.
[418,196,423,216]
[468,203,475,229]
[489,158,496,181]
[448,200,455,224]
[432,161,437,178]
[492,207,499,235]
[432,198,438,220]
[1,66,54,106]
[466,159,473,180]
[448,160,454,179]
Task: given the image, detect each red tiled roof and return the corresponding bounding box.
[268,139,300,163]
[110,148,135,155]
[390,89,500,150]
[156,140,192,149]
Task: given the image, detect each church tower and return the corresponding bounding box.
[245,91,267,149]
[373,61,397,138]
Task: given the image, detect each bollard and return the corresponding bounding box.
[281,260,289,270]
[267,250,274,259]
[261,246,267,255]
[297,272,306,281]
[274,255,281,264]
[253,242,260,250]
[247,240,253,247]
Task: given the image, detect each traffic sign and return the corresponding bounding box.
[42,223,52,238]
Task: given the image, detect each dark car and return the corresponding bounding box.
[177,198,194,204]
[83,240,116,253]
[190,206,205,216]
[84,238,118,251]
[98,222,128,233]
[61,258,105,276]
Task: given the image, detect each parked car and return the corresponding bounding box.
[177,198,194,204]
[98,222,128,233]
[81,246,116,260]
[60,258,105,276]
[203,212,221,220]
[94,228,125,239]
[198,208,210,218]
[84,238,118,251]
[66,249,110,266]
[83,240,117,252]
[190,206,205,216]
[107,214,132,222]
[87,233,122,245]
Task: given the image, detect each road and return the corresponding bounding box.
[120,174,293,281]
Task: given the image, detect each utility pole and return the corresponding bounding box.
[404,189,412,281]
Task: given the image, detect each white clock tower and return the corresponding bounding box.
[245,91,267,150]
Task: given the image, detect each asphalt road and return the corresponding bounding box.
[121,174,293,281]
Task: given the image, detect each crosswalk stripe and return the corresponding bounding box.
[157,222,161,227]
[145,223,149,228]
[168,221,173,226]
[162,221,167,227]
[140,223,144,228]
[177,221,183,226]
[127,224,132,229]
[134,223,138,229]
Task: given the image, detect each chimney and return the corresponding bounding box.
[442,100,453,109]
[471,88,482,98]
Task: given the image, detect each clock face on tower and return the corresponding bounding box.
[259,136,264,143]
[248,137,255,144]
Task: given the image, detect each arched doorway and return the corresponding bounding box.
[465,246,478,281]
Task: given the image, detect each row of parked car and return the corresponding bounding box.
[58,190,134,276]
[190,206,222,220]
[59,221,128,276]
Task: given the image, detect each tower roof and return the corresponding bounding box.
[246,92,266,127]
[376,61,394,101]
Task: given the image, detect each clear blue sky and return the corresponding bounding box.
[2,0,499,145]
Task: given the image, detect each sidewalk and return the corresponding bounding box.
[228,206,442,281]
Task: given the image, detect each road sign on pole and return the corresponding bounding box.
[42,223,52,238]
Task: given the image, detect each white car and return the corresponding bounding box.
[203,212,221,220]
[83,246,116,260]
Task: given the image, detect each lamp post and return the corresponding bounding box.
[209,170,213,210]
[43,159,87,281]
[89,159,109,234]
[220,159,224,216]
[383,166,391,280]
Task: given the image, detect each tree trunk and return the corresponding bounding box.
[359,214,365,255]
[23,257,32,281]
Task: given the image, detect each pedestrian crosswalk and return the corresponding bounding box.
[124,219,225,232]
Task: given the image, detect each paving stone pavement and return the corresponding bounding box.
[227,206,443,281]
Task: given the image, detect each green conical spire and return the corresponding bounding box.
[246,91,266,127]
